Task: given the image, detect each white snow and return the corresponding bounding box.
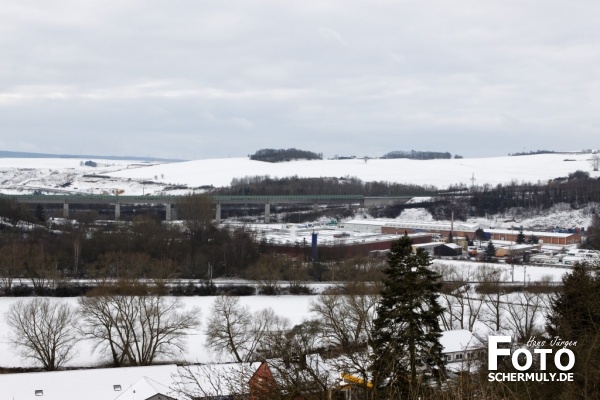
[0,152,598,195]
[0,295,317,369]
[0,363,180,400]
[440,330,483,353]
[0,153,593,374]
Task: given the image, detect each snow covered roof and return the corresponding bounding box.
[485,228,576,238]
[541,245,566,252]
[115,376,176,400]
[497,244,536,251]
[440,330,484,354]
[239,222,408,246]
[412,242,444,249]
[0,364,180,400]
[443,243,462,249]
[343,219,392,226]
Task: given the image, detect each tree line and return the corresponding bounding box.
[0,195,259,293]
[222,172,600,219]
[249,148,323,163]
[0,195,389,295]
[4,235,600,399]
[222,175,436,196]
[382,150,453,160]
[468,171,600,216]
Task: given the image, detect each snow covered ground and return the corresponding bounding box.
[0,152,598,195]
[0,153,591,370]
[0,259,571,370]
[0,295,316,369]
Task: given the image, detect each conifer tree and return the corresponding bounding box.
[485,241,497,261]
[369,235,445,399]
[546,262,600,398]
[515,227,525,244]
[465,234,474,246]
[585,213,600,250]
[34,205,46,223]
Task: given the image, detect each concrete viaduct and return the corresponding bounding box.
[0,194,416,223]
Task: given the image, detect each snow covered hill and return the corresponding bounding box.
[0,152,598,196]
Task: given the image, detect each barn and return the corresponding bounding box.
[434,243,463,257]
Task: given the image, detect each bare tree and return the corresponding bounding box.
[206,295,289,363]
[174,362,258,399]
[246,254,283,295]
[177,194,214,242]
[22,242,58,293]
[591,153,600,171]
[477,265,509,333]
[78,294,200,366]
[310,282,378,395]
[0,240,24,295]
[5,298,79,371]
[434,263,483,331]
[503,291,546,342]
[257,321,333,400]
[436,264,464,330]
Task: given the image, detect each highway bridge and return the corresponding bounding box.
[0,194,420,222]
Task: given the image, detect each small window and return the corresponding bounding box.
[114,385,122,391]
[456,354,463,360]
[35,390,44,396]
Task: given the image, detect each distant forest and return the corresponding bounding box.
[250,148,323,163]
[219,175,436,196]
[218,171,600,221]
[508,149,556,156]
[381,150,452,160]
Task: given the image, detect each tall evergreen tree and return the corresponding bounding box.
[585,213,600,250]
[546,262,600,399]
[515,227,525,244]
[465,234,474,246]
[34,205,46,223]
[369,235,445,399]
[485,241,497,261]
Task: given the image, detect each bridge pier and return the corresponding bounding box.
[63,202,69,218]
[313,203,318,213]
[115,203,120,220]
[215,202,221,224]
[265,203,270,224]
[165,203,172,221]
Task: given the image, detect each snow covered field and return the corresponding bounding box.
[0,259,571,369]
[0,295,316,369]
[0,153,589,370]
[0,152,598,195]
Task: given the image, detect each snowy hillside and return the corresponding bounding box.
[0,152,598,196]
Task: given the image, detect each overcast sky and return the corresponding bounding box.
[1,1,600,160]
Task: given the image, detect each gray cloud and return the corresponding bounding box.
[1,0,600,160]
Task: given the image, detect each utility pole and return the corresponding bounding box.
[511,237,515,283]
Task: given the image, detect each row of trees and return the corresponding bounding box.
[224,172,600,220]
[6,289,200,371]
[0,195,260,289]
[224,175,436,196]
[249,148,323,163]
[202,237,599,399]
[468,173,600,216]
[5,234,599,399]
[382,150,453,160]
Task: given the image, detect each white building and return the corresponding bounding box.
[440,330,484,371]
